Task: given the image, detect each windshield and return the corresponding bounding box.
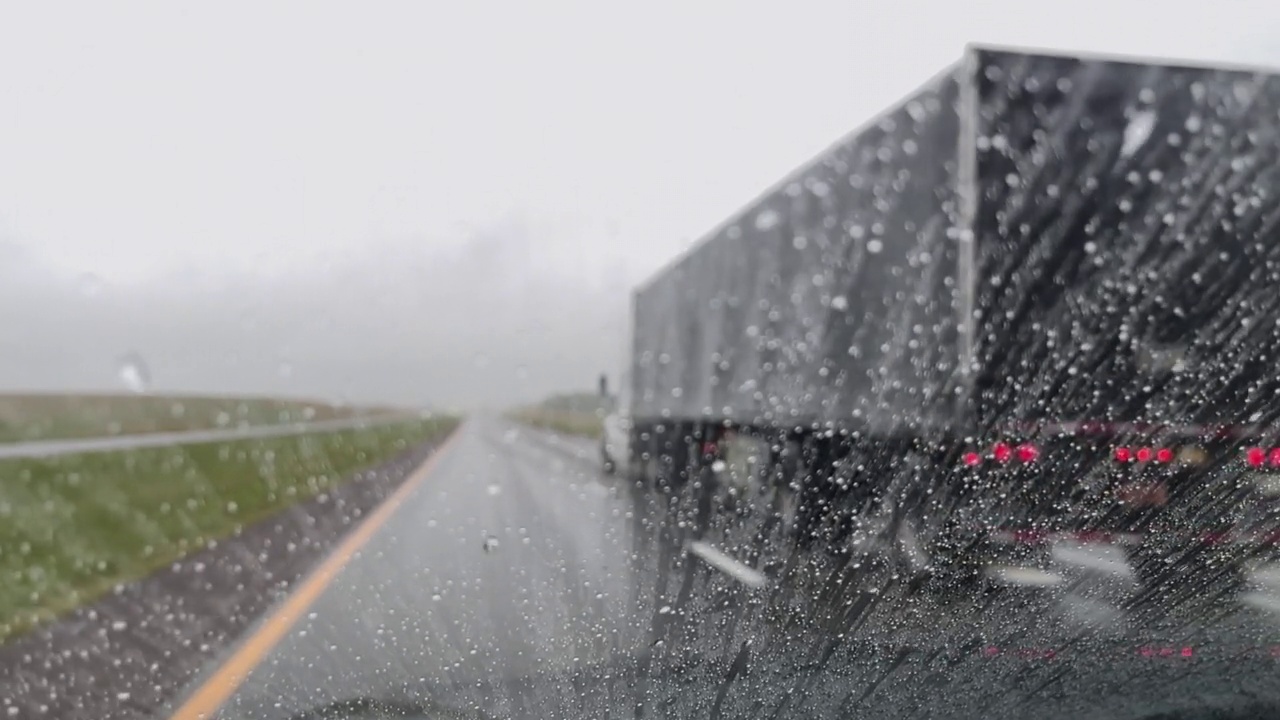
[8,4,1280,720]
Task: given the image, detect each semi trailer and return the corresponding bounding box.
[611,45,1280,591]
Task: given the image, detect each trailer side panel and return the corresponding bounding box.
[966,48,1280,429]
[631,70,964,433]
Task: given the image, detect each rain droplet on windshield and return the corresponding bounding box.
[117,353,151,394]
[1120,109,1157,157]
[754,209,780,231]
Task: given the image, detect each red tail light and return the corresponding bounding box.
[700,441,719,456]
[1248,448,1267,467]
[1115,446,1176,463]
[1242,447,1280,467]
[961,442,1039,466]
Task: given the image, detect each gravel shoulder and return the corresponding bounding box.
[0,433,453,720]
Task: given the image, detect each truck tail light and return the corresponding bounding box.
[1115,447,1176,464]
[962,442,1039,466]
[1245,447,1280,467]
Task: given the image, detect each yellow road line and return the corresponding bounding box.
[169,428,463,720]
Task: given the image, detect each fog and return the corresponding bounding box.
[2,0,1278,410]
[0,226,630,409]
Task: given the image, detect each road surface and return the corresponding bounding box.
[168,417,1280,720]
[0,413,420,460]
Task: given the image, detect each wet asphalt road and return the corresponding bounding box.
[180,418,1280,720]
[203,417,635,719]
[0,414,419,460]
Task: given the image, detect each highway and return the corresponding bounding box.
[0,413,420,460]
[169,418,1280,720]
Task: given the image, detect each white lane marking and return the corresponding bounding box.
[1249,565,1280,591]
[688,541,768,588]
[1241,591,1280,615]
[1050,543,1136,579]
[987,566,1063,587]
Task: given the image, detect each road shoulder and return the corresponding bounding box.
[0,434,452,720]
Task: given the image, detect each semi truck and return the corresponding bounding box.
[609,45,1280,593]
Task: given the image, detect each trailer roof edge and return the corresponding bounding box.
[966,41,1280,76]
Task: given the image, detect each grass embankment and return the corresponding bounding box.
[0,416,457,641]
[0,393,399,444]
[509,408,603,439]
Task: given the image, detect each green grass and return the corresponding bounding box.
[509,408,603,440]
[0,393,402,444]
[0,415,458,641]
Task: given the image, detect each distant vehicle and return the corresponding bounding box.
[600,411,630,476]
[621,44,1280,593]
[600,369,634,477]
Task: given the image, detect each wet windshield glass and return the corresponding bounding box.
[8,4,1280,720]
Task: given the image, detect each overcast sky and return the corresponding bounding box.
[2,0,1279,410]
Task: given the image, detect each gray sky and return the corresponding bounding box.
[3,0,1279,410]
